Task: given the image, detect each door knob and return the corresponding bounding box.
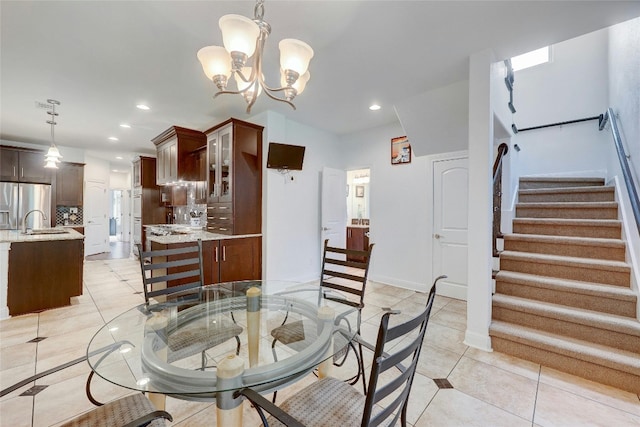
[322,227,330,231]
[434,233,442,239]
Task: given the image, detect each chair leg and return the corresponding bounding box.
[358,341,367,395]
[271,339,279,403]
[235,336,241,356]
[201,350,207,370]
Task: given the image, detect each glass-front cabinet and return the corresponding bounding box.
[204,118,263,236]
[207,124,232,204]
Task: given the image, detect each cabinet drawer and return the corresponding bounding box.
[207,203,233,214]
[206,225,232,235]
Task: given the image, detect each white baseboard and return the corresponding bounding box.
[464,329,493,351]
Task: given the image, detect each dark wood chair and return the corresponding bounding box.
[0,342,172,427]
[240,276,445,427]
[136,240,241,366]
[270,239,374,395]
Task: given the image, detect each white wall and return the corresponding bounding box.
[395,80,469,157]
[109,171,131,189]
[608,16,640,192]
[510,28,611,191]
[250,111,344,284]
[341,122,432,292]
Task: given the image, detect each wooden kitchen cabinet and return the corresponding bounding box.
[205,118,263,235]
[347,226,370,262]
[152,236,261,287]
[7,238,84,315]
[55,162,84,206]
[0,146,52,184]
[133,156,165,254]
[152,126,206,185]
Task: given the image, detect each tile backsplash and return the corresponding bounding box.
[56,206,83,226]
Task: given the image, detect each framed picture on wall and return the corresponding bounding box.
[391,135,411,165]
[355,185,365,197]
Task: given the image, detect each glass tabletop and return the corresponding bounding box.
[87,280,359,400]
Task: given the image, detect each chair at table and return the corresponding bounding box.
[240,276,444,427]
[0,342,172,427]
[136,240,241,367]
[270,239,374,394]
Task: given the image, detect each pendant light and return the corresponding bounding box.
[44,99,62,168]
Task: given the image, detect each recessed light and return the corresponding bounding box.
[136,104,150,110]
[108,137,119,141]
[115,156,123,160]
[119,124,131,128]
[112,169,119,172]
[369,104,381,111]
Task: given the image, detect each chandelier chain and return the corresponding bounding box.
[254,0,265,21]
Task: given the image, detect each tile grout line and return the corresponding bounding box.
[531,364,542,427]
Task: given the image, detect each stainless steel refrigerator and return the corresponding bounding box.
[0,182,51,230]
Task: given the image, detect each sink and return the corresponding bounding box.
[23,228,70,235]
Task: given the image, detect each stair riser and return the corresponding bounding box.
[519,180,605,190]
[513,222,621,239]
[499,258,630,287]
[491,336,640,395]
[519,191,615,203]
[492,306,640,353]
[495,280,637,317]
[503,240,626,261]
[516,206,618,220]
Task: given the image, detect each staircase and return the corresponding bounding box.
[490,177,640,394]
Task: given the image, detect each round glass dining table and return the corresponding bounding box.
[87,280,358,402]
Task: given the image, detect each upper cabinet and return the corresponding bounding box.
[55,162,85,206]
[0,146,52,184]
[152,126,206,185]
[205,118,263,235]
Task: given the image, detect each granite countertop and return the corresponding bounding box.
[0,228,84,243]
[146,230,261,245]
[348,224,370,229]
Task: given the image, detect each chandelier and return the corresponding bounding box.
[44,99,63,169]
[197,0,314,113]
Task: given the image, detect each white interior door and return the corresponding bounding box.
[321,167,347,251]
[122,189,131,243]
[432,157,469,300]
[85,180,109,256]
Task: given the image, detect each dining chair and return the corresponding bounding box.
[0,342,173,427]
[137,240,242,366]
[239,277,443,427]
[270,239,374,395]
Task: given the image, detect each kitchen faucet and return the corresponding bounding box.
[22,209,47,233]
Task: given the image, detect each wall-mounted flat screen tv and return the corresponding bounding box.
[266,142,305,170]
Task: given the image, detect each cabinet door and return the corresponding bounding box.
[19,151,52,184]
[0,147,19,181]
[218,126,233,203]
[219,237,261,282]
[132,160,141,187]
[56,163,84,206]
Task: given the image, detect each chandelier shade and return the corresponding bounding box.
[197,0,314,113]
[279,39,314,76]
[219,14,260,58]
[44,99,62,169]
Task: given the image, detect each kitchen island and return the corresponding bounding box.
[0,228,84,318]
[144,225,261,287]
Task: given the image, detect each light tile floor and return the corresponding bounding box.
[1,258,639,426]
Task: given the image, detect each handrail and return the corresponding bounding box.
[600,108,640,232]
[492,143,509,257]
[515,115,602,133]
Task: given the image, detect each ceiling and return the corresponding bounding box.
[2,1,639,170]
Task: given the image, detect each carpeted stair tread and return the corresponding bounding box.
[499,251,630,273]
[492,294,640,338]
[516,202,619,220]
[519,185,614,196]
[495,271,636,302]
[512,217,621,227]
[503,233,625,248]
[516,201,619,208]
[490,320,640,376]
[519,177,605,190]
[502,233,626,260]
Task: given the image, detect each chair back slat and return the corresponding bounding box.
[136,240,204,304]
[361,277,442,427]
[320,239,374,311]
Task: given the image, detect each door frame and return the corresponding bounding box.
[427,150,468,298]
